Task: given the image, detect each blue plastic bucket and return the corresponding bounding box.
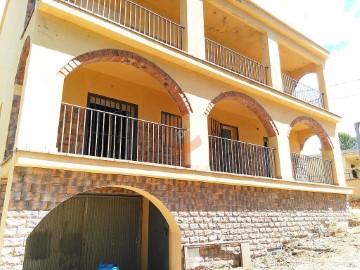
[98,263,119,270]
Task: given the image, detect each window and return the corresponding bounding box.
[85,93,138,160]
[210,118,239,173]
[210,118,238,140]
[161,112,182,128]
[161,111,182,146]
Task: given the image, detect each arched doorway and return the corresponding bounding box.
[205,91,278,177]
[59,49,192,116]
[57,49,192,167]
[23,186,180,270]
[279,41,327,109]
[288,116,334,184]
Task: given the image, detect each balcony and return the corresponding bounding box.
[282,74,324,108]
[209,136,276,178]
[206,93,277,178]
[59,0,184,49]
[203,0,267,86]
[205,38,268,85]
[291,153,334,185]
[57,103,185,166]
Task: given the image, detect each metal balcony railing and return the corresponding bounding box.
[282,74,325,108]
[209,135,276,178]
[57,103,185,166]
[205,38,268,84]
[59,0,184,49]
[291,153,334,184]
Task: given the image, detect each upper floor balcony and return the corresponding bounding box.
[291,153,333,185]
[202,0,267,85]
[288,118,336,185]
[55,58,187,168]
[204,38,268,85]
[43,0,330,111]
[207,99,276,178]
[282,74,324,108]
[59,0,184,49]
[279,40,327,109]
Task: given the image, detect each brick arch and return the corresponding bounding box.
[205,91,279,137]
[23,184,181,268]
[289,116,333,150]
[59,49,192,116]
[15,36,31,85]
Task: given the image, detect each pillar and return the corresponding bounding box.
[322,134,346,187]
[268,123,294,180]
[315,63,329,109]
[261,32,283,90]
[183,112,210,171]
[15,44,65,153]
[180,0,206,59]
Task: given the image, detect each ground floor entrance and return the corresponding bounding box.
[22,194,169,270]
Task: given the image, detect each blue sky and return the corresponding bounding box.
[345,0,357,12]
[324,40,349,51]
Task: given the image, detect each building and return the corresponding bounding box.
[0,0,351,269]
[342,149,360,202]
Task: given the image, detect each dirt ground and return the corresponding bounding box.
[214,209,360,270]
[251,226,360,270]
[249,207,360,270]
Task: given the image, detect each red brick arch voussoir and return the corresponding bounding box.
[15,36,31,86]
[205,91,279,137]
[289,116,333,151]
[59,49,192,116]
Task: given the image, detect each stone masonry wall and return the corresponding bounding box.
[0,166,348,269]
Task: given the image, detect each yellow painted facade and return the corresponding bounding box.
[0,0,351,269]
[209,105,267,146]
[342,150,360,201]
[63,66,181,122]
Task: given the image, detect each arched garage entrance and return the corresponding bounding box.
[22,186,180,270]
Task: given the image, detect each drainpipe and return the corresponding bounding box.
[354,122,360,157]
